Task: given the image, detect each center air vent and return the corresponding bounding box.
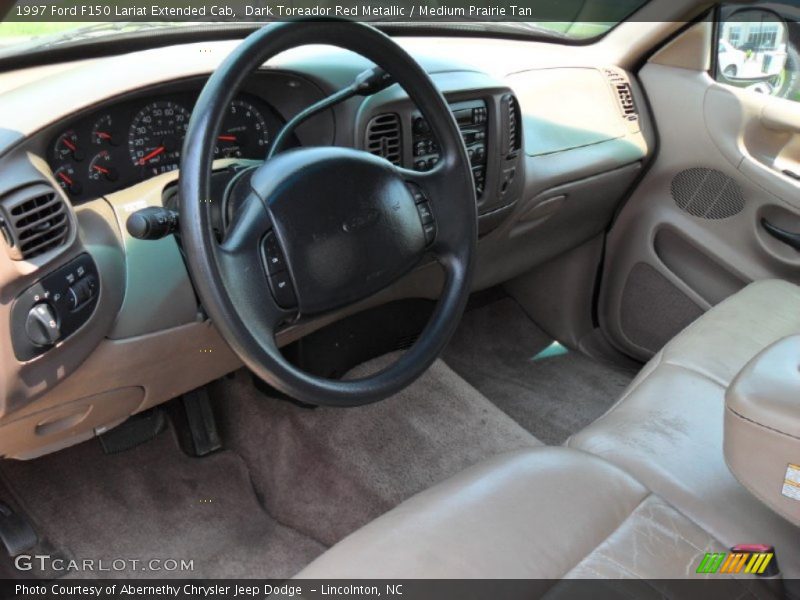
[365,113,401,165]
[0,184,70,260]
[501,94,522,156]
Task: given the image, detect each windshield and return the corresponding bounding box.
[0,0,650,57]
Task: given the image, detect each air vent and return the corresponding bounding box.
[501,94,522,156]
[603,68,639,126]
[0,185,70,260]
[365,113,401,165]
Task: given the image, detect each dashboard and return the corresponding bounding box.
[0,39,651,460]
[48,91,284,203]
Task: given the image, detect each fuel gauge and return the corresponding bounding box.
[54,165,83,196]
[88,151,118,182]
[92,115,117,146]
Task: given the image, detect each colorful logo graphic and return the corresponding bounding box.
[696,545,776,575]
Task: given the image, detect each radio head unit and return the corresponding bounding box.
[410,99,488,198]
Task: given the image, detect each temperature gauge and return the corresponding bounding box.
[92,115,117,146]
[54,165,82,196]
[88,151,118,182]
[54,130,84,161]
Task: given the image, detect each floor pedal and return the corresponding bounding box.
[182,387,222,457]
[0,501,37,557]
[98,408,167,454]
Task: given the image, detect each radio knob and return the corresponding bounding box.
[25,303,60,347]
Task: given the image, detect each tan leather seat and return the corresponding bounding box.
[569,280,800,577]
[297,280,800,578]
[297,448,728,578]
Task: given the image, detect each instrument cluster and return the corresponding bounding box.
[48,91,281,203]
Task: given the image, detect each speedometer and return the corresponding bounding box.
[216,100,270,159]
[128,101,190,175]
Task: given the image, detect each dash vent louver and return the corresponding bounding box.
[0,184,70,260]
[506,95,522,155]
[603,68,639,124]
[500,94,522,157]
[365,113,402,165]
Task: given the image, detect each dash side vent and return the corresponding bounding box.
[0,185,70,260]
[603,68,639,127]
[365,113,402,165]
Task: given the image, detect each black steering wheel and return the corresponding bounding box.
[180,21,476,407]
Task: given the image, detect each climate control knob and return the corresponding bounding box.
[25,303,60,347]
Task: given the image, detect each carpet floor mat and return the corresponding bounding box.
[444,297,638,445]
[0,425,325,579]
[212,356,540,548]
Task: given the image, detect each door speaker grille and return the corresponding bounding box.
[670,168,744,220]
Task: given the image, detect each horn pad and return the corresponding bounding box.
[250,147,426,315]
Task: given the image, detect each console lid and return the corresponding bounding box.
[725,334,800,527]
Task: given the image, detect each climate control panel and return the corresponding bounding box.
[10,253,100,361]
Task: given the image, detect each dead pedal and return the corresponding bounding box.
[98,407,166,454]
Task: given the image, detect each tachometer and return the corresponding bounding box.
[128,101,190,175]
[216,100,270,159]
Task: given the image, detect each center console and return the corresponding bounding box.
[725,335,800,527]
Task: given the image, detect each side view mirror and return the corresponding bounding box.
[718,7,791,87]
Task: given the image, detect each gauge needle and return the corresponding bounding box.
[57,172,73,185]
[138,146,165,165]
[218,135,237,142]
[94,131,113,140]
[92,165,110,174]
[62,139,77,151]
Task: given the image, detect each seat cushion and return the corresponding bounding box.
[570,279,800,577]
[296,448,726,578]
[657,279,800,387]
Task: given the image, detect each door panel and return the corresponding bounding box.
[599,22,800,360]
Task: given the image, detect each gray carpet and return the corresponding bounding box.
[0,425,325,579]
[444,297,637,445]
[212,355,540,547]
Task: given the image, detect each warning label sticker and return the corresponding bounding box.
[782,464,800,501]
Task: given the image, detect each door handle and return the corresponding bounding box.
[761,218,800,252]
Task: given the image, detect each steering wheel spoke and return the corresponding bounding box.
[397,159,471,260]
[217,192,294,332]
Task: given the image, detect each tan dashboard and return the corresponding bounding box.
[0,37,651,459]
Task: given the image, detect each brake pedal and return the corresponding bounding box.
[182,387,222,457]
[0,501,37,557]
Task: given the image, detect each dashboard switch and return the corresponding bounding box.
[25,304,60,347]
[68,275,97,310]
